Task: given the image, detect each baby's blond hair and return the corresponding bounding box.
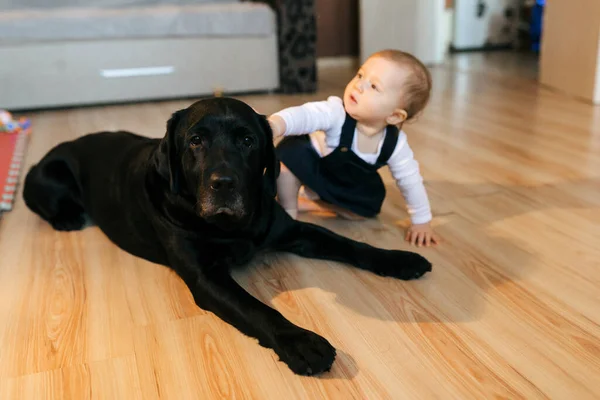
[370,49,432,122]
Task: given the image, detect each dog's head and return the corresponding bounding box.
[153,97,279,230]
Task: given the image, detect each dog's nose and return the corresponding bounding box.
[209,173,235,191]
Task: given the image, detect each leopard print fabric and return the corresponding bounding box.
[247,0,317,94]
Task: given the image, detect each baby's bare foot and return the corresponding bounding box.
[297,197,325,213]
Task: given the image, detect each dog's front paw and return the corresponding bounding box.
[374,250,432,280]
[273,328,336,376]
[50,212,88,231]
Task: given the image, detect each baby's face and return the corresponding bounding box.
[343,56,409,125]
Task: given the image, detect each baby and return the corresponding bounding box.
[268,49,439,247]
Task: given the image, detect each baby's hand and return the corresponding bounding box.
[267,115,286,138]
[405,223,440,247]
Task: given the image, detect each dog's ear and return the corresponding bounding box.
[258,114,280,198]
[154,109,186,194]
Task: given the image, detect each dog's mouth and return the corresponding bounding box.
[200,203,245,219]
[198,191,247,228]
[214,207,235,216]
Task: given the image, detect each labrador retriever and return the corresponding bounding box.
[22,97,432,376]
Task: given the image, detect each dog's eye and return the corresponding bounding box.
[190,136,202,147]
[242,135,254,148]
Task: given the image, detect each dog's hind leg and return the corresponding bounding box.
[22,159,88,231]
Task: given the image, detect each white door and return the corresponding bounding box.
[452,0,519,50]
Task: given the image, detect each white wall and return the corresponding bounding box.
[441,7,454,57]
[359,0,446,65]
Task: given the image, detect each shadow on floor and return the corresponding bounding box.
[236,178,599,328]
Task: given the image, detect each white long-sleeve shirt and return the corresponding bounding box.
[274,96,432,224]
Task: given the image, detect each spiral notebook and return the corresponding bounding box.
[0,123,31,216]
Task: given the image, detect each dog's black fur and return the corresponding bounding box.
[22,97,432,376]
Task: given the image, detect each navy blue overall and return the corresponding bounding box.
[275,112,399,218]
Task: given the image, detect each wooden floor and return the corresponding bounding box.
[1,52,600,399]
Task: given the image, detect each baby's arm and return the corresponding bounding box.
[268,96,344,138]
[388,135,440,246]
[388,136,432,224]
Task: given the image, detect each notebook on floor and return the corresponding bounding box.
[0,121,31,217]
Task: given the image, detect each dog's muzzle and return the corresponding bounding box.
[198,172,246,221]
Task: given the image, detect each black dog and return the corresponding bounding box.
[22,97,432,376]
